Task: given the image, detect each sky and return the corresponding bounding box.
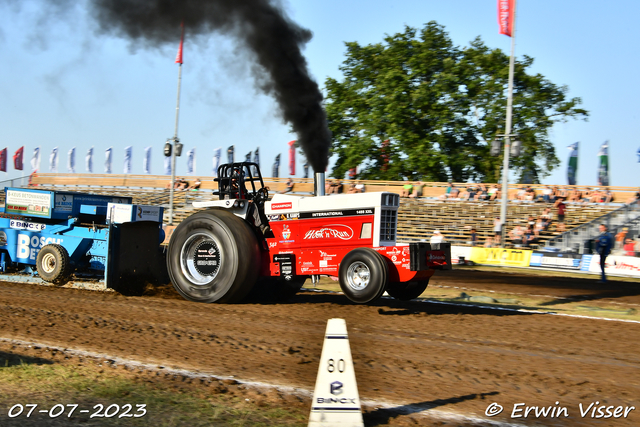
[0,0,638,187]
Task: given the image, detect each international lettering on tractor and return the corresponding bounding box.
[166,162,452,304]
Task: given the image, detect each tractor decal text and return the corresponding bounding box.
[303,225,354,241]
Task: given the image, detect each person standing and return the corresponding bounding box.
[554,197,567,232]
[595,224,613,283]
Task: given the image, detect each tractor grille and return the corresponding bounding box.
[380,208,397,242]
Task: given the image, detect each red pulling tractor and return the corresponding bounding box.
[166,162,451,304]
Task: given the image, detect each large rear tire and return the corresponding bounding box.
[386,280,429,301]
[167,209,260,303]
[36,244,70,284]
[339,248,388,304]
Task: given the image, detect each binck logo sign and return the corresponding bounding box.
[471,247,532,267]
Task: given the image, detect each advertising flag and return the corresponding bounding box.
[175,21,184,64]
[187,148,196,174]
[31,147,41,172]
[349,168,357,179]
[273,154,281,178]
[597,141,609,186]
[252,147,260,175]
[567,142,578,185]
[227,145,234,164]
[105,147,112,174]
[68,147,76,173]
[13,146,24,171]
[50,147,58,173]
[86,147,94,173]
[124,146,132,174]
[303,161,309,179]
[245,151,252,163]
[498,0,515,37]
[213,147,221,177]
[637,147,640,163]
[0,148,7,172]
[144,146,152,174]
[288,140,296,175]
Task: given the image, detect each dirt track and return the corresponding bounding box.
[0,269,638,426]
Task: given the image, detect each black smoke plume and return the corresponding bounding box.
[89,0,331,172]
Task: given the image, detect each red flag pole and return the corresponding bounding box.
[169,21,185,225]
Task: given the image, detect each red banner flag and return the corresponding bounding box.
[13,146,24,170]
[175,21,184,64]
[498,0,515,37]
[288,140,296,175]
[0,148,7,172]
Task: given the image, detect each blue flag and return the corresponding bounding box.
[143,147,151,174]
[67,147,76,173]
[50,147,58,173]
[86,147,93,173]
[213,147,221,177]
[105,147,112,174]
[272,154,281,178]
[567,142,578,185]
[187,148,195,174]
[123,146,132,174]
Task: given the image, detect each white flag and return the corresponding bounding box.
[31,147,41,172]
[187,148,195,175]
[105,147,113,174]
[143,146,152,174]
[49,147,58,173]
[164,156,171,175]
[67,147,76,173]
[213,147,221,177]
[86,147,93,173]
[124,146,132,174]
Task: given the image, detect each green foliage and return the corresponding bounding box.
[325,22,588,182]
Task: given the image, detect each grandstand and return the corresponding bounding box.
[16,173,637,250]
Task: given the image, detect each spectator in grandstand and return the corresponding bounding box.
[534,217,545,237]
[401,181,413,197]
[409,181,424,198]
[588,188,602,203]
[554,198,567,232]
[514,186,526,201]
[601,188,614,203]
[327,179,342,194]
[187,177,202,191]
[493,217,502,239]
[581,188,593,203]
[627,188,640,205]
[526,215,536,229]
[461,185,474,201]
[524,186,536,202]
[483,235,496,247]
[555,186,569,200]
[595,224,614,283]
[615,227,628,252]
[469,228,478,246]
[523,226,537,247]
[280,178,294,194]
[347,182,358,194]
[487,184,502,201]
[474,185,489,201]
[430,229,445,244]
[624,238,636,256]
[541,186,554,203]
[568,188,582,203]
[355,181,365,193]
[440,183,460,200]
[509,225,525,246]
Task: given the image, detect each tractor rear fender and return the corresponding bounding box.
[192,199,249,220]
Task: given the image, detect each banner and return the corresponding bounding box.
[0,148,6,172]
[164,156,171,175]
[13,146,24,171]
[123,146,132,174]
[50,147,58,173]
[303,161,309,179]
[187,148,195,175]
[273,154,281,178]
[86,147,93,173]
[245,151,252,163]
[68,147,76,173]
[31,147,41,172]
[252,147,260,176]
[498,0,515,37]
[288,140,296,175]
[597,141,609,186]
[529,251,582,270]
[469,247,532,267]
[213,147,221,177]
[143,146,152,174]
[567,142,578,185]
[581,254,640,278]
[227,145,234,164]
[105,147,112,174]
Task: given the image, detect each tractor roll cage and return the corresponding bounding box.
[214,162,266,201]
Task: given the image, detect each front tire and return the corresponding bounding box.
[386,280,429,301]
[167,209,260,303]
[36,244,70,284]
[339,248,388,304]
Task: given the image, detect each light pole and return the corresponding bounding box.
[165,137,183,225]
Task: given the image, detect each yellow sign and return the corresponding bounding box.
[470,247,532,267]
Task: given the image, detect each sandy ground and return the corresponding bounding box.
[0,268,638,426]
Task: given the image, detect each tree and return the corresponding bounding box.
[325,22,588,183]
